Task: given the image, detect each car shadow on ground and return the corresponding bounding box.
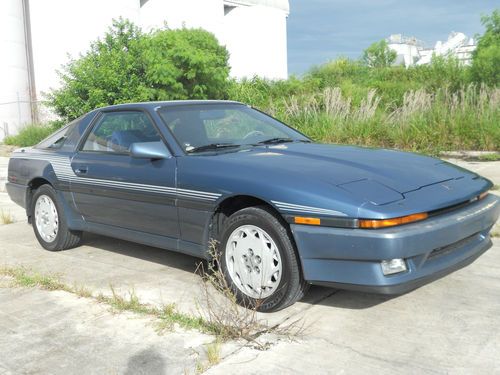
[298,285,395,310]
[79,233,395,311]
[81,233,202,274]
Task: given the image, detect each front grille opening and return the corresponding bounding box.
[427,232,479,260]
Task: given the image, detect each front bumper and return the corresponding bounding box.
[291,194,500,294]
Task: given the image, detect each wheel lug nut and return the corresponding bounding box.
[254,267,260,273]
[255,256,261,264]
[248,249,254,256]
[247,266,252,272]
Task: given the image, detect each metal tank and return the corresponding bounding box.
[0,0,36,140]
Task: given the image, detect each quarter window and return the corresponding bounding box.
[35,117,81,150]
[82,111,161,153]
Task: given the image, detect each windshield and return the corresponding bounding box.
[157,104,309,153]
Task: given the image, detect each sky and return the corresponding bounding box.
[287,0,498,75]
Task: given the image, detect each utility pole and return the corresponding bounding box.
[22,0,39,124]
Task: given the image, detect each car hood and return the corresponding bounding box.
[213,143,475,195]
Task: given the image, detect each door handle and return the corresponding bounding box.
[74,167,88,175]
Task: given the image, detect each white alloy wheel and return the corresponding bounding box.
[225,224,283,299]
[34,194,59,243]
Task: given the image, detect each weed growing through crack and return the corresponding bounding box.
[0,210,14,225]
[192,340,221,375]
[98,286,151,314]
[156,303,214,333]
[1,267,67,290]
[72,284,93,298]
[196,240,306,344]
[1,267,219,334]
[205,339,222,366]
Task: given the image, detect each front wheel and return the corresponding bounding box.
[32,184,82,251]
[219,206,309,312]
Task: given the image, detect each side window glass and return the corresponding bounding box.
[82,112,161,153]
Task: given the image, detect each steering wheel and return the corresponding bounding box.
[243,130,265,140]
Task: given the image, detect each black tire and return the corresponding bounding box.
[219,206,309,312]
[31,184,82,251]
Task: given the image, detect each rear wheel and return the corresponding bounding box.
[32,184,82,251]
[219,206,309,312]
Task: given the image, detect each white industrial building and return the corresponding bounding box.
[0,0,290,140]
[387,32,477,67]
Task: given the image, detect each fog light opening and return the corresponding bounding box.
[381,259,407,276]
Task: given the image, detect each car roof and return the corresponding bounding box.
[95,100,245,112]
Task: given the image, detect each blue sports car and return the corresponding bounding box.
[6,101,500,311]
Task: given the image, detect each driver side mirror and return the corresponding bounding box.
[129,142,171,160]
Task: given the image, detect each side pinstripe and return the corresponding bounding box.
[11,152,221,202]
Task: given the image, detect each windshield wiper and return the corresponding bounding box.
[186,143,240,153]
[255,137,295,145]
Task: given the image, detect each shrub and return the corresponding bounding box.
[48,19,230,121]
[472,9,500,86]
[362,40,397,68]
[3,123,60,147]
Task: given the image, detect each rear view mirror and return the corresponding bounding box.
[129,142,171,160]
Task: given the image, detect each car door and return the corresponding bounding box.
[69,110,179,239]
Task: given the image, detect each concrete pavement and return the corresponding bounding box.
[0,155,499,374]
[0,287,213,375]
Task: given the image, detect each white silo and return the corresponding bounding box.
[221,0,290,79]
[29,0,140,115]
[0,0,35,140]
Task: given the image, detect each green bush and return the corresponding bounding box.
[362,40,397,68]
[48,19,230,121]
[471,10,500,86]
[3,123,60,147]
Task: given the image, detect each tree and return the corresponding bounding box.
[471,9,500,86]
[48,19,230,121]
[362,40,397,68]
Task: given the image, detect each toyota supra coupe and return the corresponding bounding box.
[6,101,500,311]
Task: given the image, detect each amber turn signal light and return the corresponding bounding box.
[478,191,489,200]
[359,212,428,229]
[294,216,321,226]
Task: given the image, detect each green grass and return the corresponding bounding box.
[94,289,223,334]
[2,267,67,290]
[96,287,151,315]
[264,85,498,155]
[478,153,500,161]
[230,71,499,154]
[0,266,230,338]
[3,124,58,147]
[156,303,216,333]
